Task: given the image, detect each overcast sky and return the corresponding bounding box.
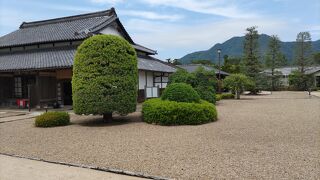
[0,0,319,59]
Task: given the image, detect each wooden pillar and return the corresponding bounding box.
[35,72,40,108]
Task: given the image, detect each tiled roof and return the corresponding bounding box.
[177,64,229,75]
[0,9,117,48]
[0,48,75,71]
[0,47,176,72]
[138,55,176,73]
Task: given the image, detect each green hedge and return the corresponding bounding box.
[142,98,217,125]
[35,112,70,127]
[221,93,235,99]
[215,94,222,101]
[161,83,200,103]
[215,93,235,101]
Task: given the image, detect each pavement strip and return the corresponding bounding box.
[0,154,149,180]
[0,112,40,123]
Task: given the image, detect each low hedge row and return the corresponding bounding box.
[142,98,217,125]
[215,94,222,101]
[216,93,235,101]
[221,93,235,99]
[35,112,70,127]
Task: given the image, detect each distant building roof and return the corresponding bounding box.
[0,47,175,72]
[177,64,229,75]
[263,66,320,75]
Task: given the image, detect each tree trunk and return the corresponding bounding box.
[103,113,113,121]
[236,90,241,99]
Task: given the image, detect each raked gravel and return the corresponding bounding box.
[0,91,319,179]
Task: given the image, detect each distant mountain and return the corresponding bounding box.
[179,34,320,64]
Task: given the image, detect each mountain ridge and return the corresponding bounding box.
[179,34,320,64]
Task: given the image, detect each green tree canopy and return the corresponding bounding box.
[72,35,138,120]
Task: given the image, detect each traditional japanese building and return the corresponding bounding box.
[0,8,176,108]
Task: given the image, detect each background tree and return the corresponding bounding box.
[191,59,213,65]
[295,32,313,73]
[223,74,254,99]
[291,32,314,90]
[169,69,195,86]
[193,67,217,104]
[222,55,242,74]
[168,67,217,104]
[72,35,138,120]
[265,35,286,90]
[313,52,320,65]
[243,26,261,93]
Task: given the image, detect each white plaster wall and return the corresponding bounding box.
[138,71,154,89]
[99,26,122,36]
[138,71,146,90]
[146,71,154,87]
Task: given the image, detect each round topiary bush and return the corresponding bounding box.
[161,83,200,103]
[72,35,138,119]
[35,112,70,127]
[142,98,217,125]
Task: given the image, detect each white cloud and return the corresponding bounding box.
[90,0,124,5]
[119,10,183,21]
[139,0,258,18]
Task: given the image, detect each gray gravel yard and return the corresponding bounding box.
[0,92,319,179]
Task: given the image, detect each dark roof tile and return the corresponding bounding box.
[0,48,176,72]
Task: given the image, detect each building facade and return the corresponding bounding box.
[0,8,176,108]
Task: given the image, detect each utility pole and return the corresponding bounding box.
[217,49,222,94]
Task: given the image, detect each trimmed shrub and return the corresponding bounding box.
[142,98,217,125]
[161,83,200,103]
[215,94,222,101]
[221,93,235,99]
[72,35,138,117]
[223,73,254,99]
[35,112,70,127]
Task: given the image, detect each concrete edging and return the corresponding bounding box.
[0,152,171,180]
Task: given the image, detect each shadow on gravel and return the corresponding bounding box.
[74,114,142,127]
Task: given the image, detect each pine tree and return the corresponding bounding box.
[243,26,261,93]
[265,35,286,90]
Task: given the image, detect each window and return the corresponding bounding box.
[14,77,22,98]
[153,72,169,88]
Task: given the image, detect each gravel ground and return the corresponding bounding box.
[0,91,319,179]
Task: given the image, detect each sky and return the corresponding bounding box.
[0,0,319,59]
